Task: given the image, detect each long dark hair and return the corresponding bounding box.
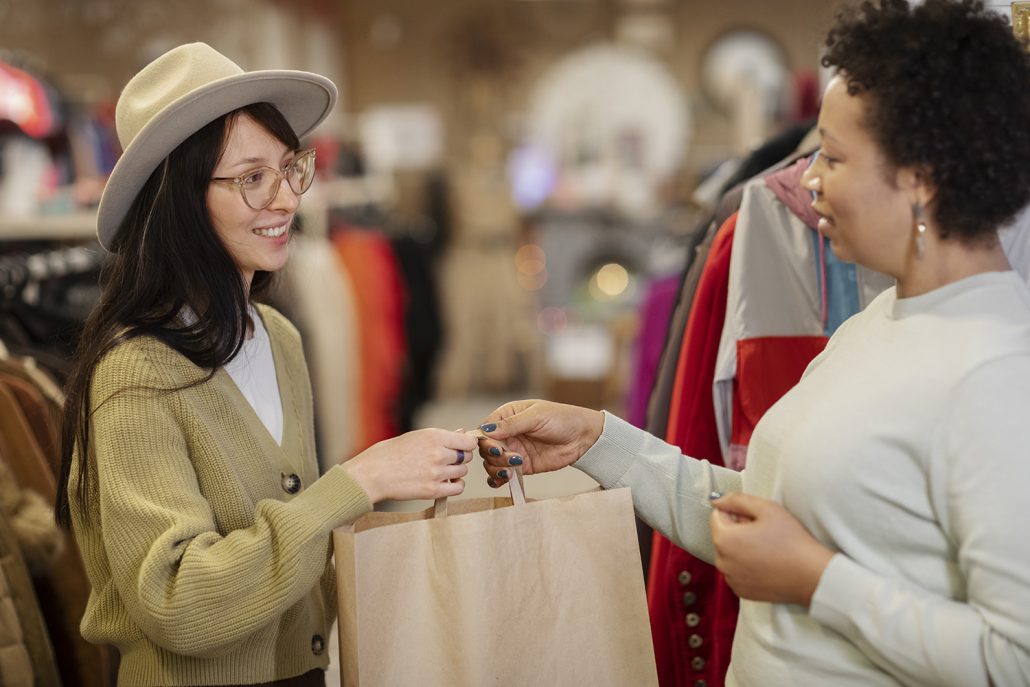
[56,102,301,528]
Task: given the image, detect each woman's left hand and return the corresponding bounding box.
[709,492,835,607]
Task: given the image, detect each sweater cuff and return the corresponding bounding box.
[809,552,870,633]
[291,464,372,534]
[574,411,648,488]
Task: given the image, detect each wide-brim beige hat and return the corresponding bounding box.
[97,42,337,251]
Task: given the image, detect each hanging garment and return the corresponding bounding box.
[0,246,105,365]
[389,234,444,434]
[644,140,823,687]
[714,118,816,202]
[626,273,682,429]
[0,511,38,687]
[646,179,746,445]
[332,228,407,452]
[0,381,113,687]
[0,383,53,500]
[269,234,360,468]
[644,220,718,444]
[0,356,63,408]
[722,168,1030,465]
[649,213,738,687]
[0,457,60,686]
[0,372,58,469]
[0,454,61,577]
[712,160,892,468]
[625,272,682,573]
[645,144,808,441]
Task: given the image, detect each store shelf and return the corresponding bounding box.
[0,210,98,241]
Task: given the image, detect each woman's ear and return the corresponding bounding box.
[897,165,936,208]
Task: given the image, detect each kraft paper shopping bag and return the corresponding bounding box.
[333,478,658,686]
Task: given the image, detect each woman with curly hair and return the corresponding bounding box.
[475,1,1030,685]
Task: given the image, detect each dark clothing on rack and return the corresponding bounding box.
[0,244,104,364]
[715,117,816,200]
[389,234,443,433]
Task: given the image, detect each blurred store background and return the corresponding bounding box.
[0,0,833,423]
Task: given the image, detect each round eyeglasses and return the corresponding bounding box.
[210,148,317,211]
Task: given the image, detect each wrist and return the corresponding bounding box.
[342,455,381,504]
[587,408,605,445]
[802,547,836,607]
[577,409,605,457]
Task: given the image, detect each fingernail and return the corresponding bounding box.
[480,423,497,432]
[487,478,497,488]
[508,455,523,466]
[497,469,509,479]
[708,490,723,501]
[489,447,501,457]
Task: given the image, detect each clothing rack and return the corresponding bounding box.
[299,175,394,238]
[0,243,105,304]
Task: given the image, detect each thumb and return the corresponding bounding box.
[711,491,764,519]
[479,405,539,441]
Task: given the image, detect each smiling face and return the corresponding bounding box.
[801,75,918,278]
[206,113,300,289]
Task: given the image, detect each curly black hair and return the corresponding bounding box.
[822,0,1030,243]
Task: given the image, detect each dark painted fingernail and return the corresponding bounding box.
[487,478,497,488]
[480,423,497,432]
[508,455,523,466]
[497,469,509,479]
[489,447,502,457]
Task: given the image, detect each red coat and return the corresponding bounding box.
[649,214,738,687]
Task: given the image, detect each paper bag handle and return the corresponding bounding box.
[433,466,526,518]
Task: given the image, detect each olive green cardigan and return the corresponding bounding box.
[69,304,371,686]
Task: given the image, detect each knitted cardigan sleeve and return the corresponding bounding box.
[86,336,370,658]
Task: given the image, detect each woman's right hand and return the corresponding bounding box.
[342,428,479,503]
[476,399,604,487]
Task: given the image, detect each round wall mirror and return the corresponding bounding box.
[700,27,789,116]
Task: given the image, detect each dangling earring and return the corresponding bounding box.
[913,204,927,261]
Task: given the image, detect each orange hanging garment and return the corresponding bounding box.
[332,229,408,452]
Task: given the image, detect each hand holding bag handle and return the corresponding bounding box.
[433,429,525,517]
[434,466,525,517]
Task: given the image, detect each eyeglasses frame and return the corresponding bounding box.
[210,148,317,210]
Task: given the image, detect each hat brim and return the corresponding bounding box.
[97,70,337,251]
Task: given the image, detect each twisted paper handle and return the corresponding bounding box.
[433,429,526,517]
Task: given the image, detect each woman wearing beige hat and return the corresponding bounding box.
[53,43,477,687]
